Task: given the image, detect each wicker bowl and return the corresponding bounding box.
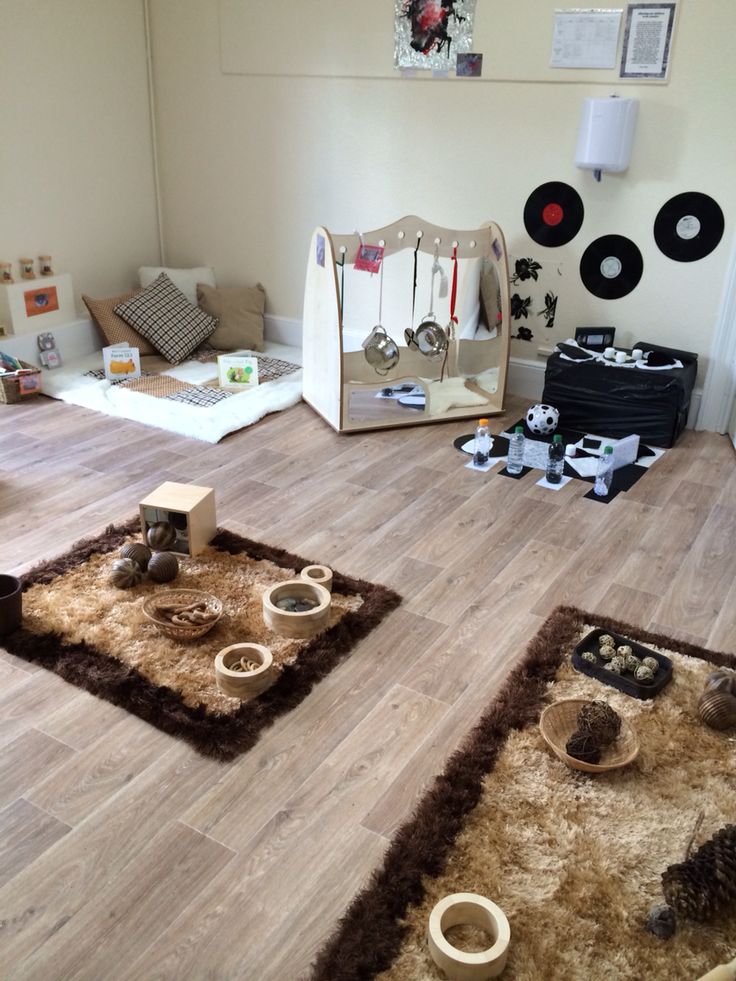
[539,698,640,773]
[142,589,223,642]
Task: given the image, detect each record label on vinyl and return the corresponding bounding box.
[524,182,584,247]
[654,192,724,262]
[580,235,643,299]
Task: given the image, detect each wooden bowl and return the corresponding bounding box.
[215,643,274,699]
[142,589,222,642]
[539,698,639,774]
[262,579,331,639]
[300,565,333,593]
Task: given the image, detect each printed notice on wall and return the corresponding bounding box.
[620,3,676,79]
[550,9,622,69]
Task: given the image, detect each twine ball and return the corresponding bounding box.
[577,701,621,747]
[599,644,616,662]
[147,521,177,551]
[147,551,179,584]
[110,557,143,589]
[634,664,655,684]
[565,731,602,764]
[120,541,152,571]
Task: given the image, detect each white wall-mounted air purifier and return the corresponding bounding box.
[576,96,639,181]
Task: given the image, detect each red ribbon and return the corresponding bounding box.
[450,245,458,325]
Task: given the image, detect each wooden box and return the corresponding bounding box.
[139,482,216,557]
[0,274,75,334]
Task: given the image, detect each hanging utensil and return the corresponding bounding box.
[362,253,400,375]
[405,243,449,361]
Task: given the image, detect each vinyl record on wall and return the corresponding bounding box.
[579,235,643,299]
[523,182,584,247]
[654,191,725,262]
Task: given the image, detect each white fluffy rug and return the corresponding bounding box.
[41,342,303,443]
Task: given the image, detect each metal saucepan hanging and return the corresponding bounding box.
[362,252,400,375]
[405,244,449,362]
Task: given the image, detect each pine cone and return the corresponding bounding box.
[577,701,621,747]
[662,824,736,922]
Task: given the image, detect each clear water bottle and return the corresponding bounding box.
[594,445,614,496]
[545,434,565,483]
[507,425,525,474]
[473,418,491,466]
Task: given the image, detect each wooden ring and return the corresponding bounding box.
[300,565,333,592]
[427,893,510,981]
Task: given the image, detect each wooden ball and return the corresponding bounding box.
[147,521,177,551]
[698,690,736,730]
[120,542,152,571]
[704,669,736,697]
[110,558,143,589]
[147,551,179,583]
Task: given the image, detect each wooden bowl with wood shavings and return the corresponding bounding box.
[142,589,223,642]
[215,643,275,699]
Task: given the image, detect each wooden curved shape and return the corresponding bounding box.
[427,893,511,981]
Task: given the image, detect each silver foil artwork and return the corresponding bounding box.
[394,0,477,71]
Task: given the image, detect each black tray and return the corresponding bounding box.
[572,627,673,700]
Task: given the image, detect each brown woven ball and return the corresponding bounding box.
[576,700,622,747]
[147,551,179,584]
[565,730,602,765]
[120,541,152,571]
[147,521,177,551]
[109,557,143,589]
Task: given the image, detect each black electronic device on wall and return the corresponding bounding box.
[575,327,615,351]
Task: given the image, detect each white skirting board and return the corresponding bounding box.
[1,313,702,429]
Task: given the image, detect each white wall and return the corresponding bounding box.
[148,0,736,383]
[0,0,161,316]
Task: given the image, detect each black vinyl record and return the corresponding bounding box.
[580,235,643,299]
[523,182,584,247]
[654,192,725,262]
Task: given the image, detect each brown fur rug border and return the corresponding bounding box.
[4,518,401,762]
[310,606,734,981]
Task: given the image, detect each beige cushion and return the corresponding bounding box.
[138,266,216,305]
[82,291,157,355]
[197,283,266,352]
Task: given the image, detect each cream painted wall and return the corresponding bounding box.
[0,0,160,317]
[148,0,736,383]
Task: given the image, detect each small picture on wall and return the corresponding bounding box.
[354,244,384,274]
[24,285,59,318]
[394,0,477,71]
[456,52,483,77]
[316,234,326,268]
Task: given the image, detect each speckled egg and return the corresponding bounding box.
[581,651,598,665]
[617,645,633,659]
[642,656,659,673]
[605,657,625,675]
[624,654,642,673]
[635,665,655,684]
[599,645,616,662]
[599,634,615,648]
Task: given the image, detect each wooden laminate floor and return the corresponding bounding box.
[0,394,734,980]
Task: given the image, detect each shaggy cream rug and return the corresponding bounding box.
[312,607,736,980]
[5,518,400,760]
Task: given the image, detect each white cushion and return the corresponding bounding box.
[138,266,216,306]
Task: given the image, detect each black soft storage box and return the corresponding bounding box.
[542,342,697,448]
